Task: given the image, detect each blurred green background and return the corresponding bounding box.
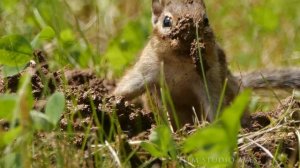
[1,0,300,77]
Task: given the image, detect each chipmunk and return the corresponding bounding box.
[113,0,300,129]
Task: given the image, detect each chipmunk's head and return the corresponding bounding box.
[151,0,213,53]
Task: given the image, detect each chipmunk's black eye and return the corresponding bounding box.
[203,14,209,27]
[163,16,172,28]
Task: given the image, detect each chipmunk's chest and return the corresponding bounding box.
[162,55,203,103]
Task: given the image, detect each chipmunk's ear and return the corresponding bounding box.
[152,0,165,25]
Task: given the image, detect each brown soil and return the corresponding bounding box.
[168,14,196,42]
[0,51,299,167]
[0,50,154,139]
[239,97,300,167]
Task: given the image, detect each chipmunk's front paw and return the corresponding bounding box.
[113,84,138,100]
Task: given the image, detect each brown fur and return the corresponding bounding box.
[113,0,300,129]
[114,0,239,129]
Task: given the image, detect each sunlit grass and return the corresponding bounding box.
[206,0,300,71]
[1,0,299,73]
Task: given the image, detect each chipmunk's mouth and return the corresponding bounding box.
[164,14,207,45]
[163,14,213,72]
[163,15,205,50]
[168,15,198,42]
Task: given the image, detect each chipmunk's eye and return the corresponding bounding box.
[203,14,209,27]
[163,16,172,28]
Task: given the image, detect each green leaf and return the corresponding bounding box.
[220,89,251,147]
[1,64,27,77]
[182,90,251,167]
[0,94,18,120]
[31,26,56,47]
[0,127,21,148]
[183,125,227,153]
[0,35,33,66]
[30,111,53,131]
[39,26,55,40]
[18,73,34,113]
[183,125,231,167]
[141,125,177,159]
[60,29,75,42]
[0,152,21,168]
[45,92,65,126]
[140,142,164,157]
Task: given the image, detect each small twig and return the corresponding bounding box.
[138,157,159,168]
[91,140,143,149]
[238,125,284,150]
[295,130,300,164]
[239,125,283,141]
[192,106,201,126]
[245,137,281,167]
[128,140,143,145]
[105,140,122,168]
[178,157,195,167]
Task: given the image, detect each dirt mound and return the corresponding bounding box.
[0,50,154,141]
[0,51,299,167]
[239,96,299,167]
